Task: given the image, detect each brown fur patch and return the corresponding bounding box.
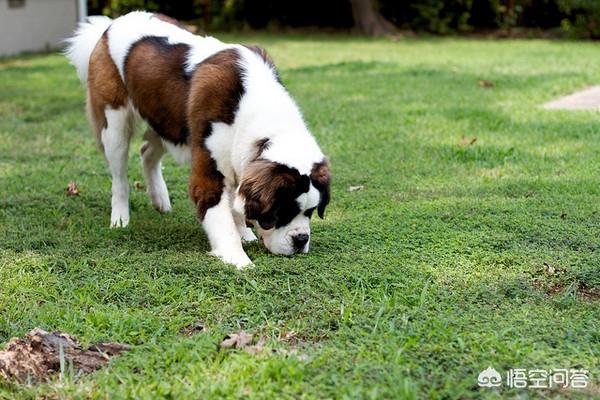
[87,33,128,149]
[240,160,298,217]
[189,147,225,220]
[310,160,331,218]
[187,49,244,131]
[124,36,191,144]
[255,138,270,159]
[186,49,245,218]
[239,160,309,229]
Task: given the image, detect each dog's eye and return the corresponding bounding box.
[258,217,276,230]
[304,207,316,218]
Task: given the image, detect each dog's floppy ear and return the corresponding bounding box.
[239,159,302,220]
[311,159,331,219]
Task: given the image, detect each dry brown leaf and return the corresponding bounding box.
[478,79,494,88]
[218,331,312,359]
[133,181,145,191]
[0,328,130,383]
[278,330,299,346]
[180,321,205,336]
[460,136,478,146]
[543,262,556,276]
[348,185,364,192]
[220,331,253,349]
[244,336,268,355]
[220,332,271,354]
[542,262,566,276]
[65,181,79,196]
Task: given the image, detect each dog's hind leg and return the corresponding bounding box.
[140,129,171,213]
[101,107,134,228]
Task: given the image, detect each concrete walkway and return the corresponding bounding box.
[543,86,600,110]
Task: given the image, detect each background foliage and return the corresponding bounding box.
[89,0,600,38]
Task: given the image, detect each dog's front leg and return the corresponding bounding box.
[189,147,252,269]
[203,190,252,268]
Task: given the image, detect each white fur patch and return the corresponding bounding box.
[203,189,252,269]
[141,130,171,212]
[231,48,325,176]
[205,122,235,184]
[307,185,321,209]
[230,195,256,242]
[295,185,320,210]
[186,39,237,75]
[101,106,134,228]
[64,16,113,84]
[162,140,191,165]
[258,213,311,255]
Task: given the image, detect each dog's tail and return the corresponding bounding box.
[64,16,113,85]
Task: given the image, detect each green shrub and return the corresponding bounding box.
[86,0,600,38]
[557,0,600,38]
[380,0,510,34]
[101,0,160,17]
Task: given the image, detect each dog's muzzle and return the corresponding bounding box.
[292,233,309,252]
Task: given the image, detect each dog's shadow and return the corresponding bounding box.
[2,178,336,276]
[112,200,280,262]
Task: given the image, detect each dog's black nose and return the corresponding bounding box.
[292,233,309,250]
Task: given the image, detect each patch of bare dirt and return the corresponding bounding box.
[0,328,130,383]
[578,283,600,301]
[536,281,599,302]
[531,263,599,301]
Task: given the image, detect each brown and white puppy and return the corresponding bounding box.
[65,12,330,268]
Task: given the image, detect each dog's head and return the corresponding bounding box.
[235,158,330,255]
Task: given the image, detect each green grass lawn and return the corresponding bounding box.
[1,35,599,399]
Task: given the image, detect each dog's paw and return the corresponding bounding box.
[110,215,129,228]
[238,227,258,243]
[150,191,172,213]
[210,249,253,270]
[110,208,129,228]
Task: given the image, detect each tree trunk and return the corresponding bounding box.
[349,0,397,36]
